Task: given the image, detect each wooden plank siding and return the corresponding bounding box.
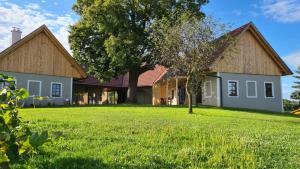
[211,30,282,76]
[0,32,82,78]
[0,25,86,78]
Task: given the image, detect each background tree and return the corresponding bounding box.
[291,66,300,103]
[69,0,209,103]
[151,13,234,113]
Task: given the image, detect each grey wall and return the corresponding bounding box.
[219,73,283,112]
[1,71,72,106]
[202,75,219,107]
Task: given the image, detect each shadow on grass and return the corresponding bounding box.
[35,157,176,169]
[22,103,299,119]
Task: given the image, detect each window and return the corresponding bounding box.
[28,80,41,97]
[204,81,212,98]
[0,80,17,89]
[246,81,257,98]
[51,83,62,98]
[264,82,274,98]
[228,80,238,97]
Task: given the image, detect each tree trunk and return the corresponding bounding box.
[127,70,139,103]
[186,76,193,114]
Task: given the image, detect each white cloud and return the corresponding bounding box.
[232,10,242,16]
[261,0,300,23]
[283,51,300,69]
[25,3,40,10]
[0,2,75,52]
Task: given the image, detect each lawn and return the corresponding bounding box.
[12,106,300,169]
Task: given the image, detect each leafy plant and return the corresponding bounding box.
[283,99,300,111]
[0,73,50,168]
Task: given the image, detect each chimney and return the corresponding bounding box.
[11,27,22,45]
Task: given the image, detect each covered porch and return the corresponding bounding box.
[153,76,201,106]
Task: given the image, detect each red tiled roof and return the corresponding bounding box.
[73,75,103,86]
[75,65,167,88]
[103,65,167,87]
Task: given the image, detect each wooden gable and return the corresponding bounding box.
[0,25,86,78]
[211,24,292,76]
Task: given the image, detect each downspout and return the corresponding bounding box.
[207,74,223,107]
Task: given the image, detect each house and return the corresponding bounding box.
[76,22,292,112]
[74,65,166,105]
[0,25,87,106]
[152,22,292,112]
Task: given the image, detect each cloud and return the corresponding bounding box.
[0,2,75,52]
[261,0,300,23]
[25,3,40,10]
[232,10,242,16]
[283,51,300,69]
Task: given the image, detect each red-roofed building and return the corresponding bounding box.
[73,22,292,112]
[73,65,167,104]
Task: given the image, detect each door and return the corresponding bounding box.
[178,86,186,105]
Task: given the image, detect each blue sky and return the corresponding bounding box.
[0,0,299,99]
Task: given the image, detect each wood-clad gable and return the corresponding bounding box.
[211,23,292,76]
[0,25,86,78]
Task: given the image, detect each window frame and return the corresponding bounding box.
[204,80,212,98]
[228,80,239,97]
[1,80,17,89]
[246,80,257,98]
[50,82,63,98]
[264,82,275,98]
[27,80,42,97]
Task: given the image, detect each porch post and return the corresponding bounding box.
[175,77,179,105]
[166,80,169,105]
[106,90,109,104]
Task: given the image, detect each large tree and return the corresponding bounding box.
[151,14,234,113]
[69,0,209,103]
[291,66,300,101]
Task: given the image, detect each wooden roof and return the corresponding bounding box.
[0,25,87,78]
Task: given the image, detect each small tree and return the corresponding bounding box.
[291,66,300,104]
[151,13,234,113]
[0,74,49,168]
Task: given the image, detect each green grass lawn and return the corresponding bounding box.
[12,106,300,169]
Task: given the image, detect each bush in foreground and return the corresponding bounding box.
[0,73,49,168]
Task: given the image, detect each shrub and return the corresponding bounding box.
[283,99,300,111]
[0,73,49,168]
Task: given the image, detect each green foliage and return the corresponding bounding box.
[0,73,49,167]
[10,106,300,168]
[70,0,209,79]
[151,13,234,113]
[283,99,300,111]
[69,0,209,102]
[291,66,300,100]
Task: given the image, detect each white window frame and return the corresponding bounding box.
[1,79,17,89]
[246,81,257,98]
[228,80,239,97]
[264,82,275,98]
[27,80,42,97]
[204,81,212,98]
[50,82,63,98]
